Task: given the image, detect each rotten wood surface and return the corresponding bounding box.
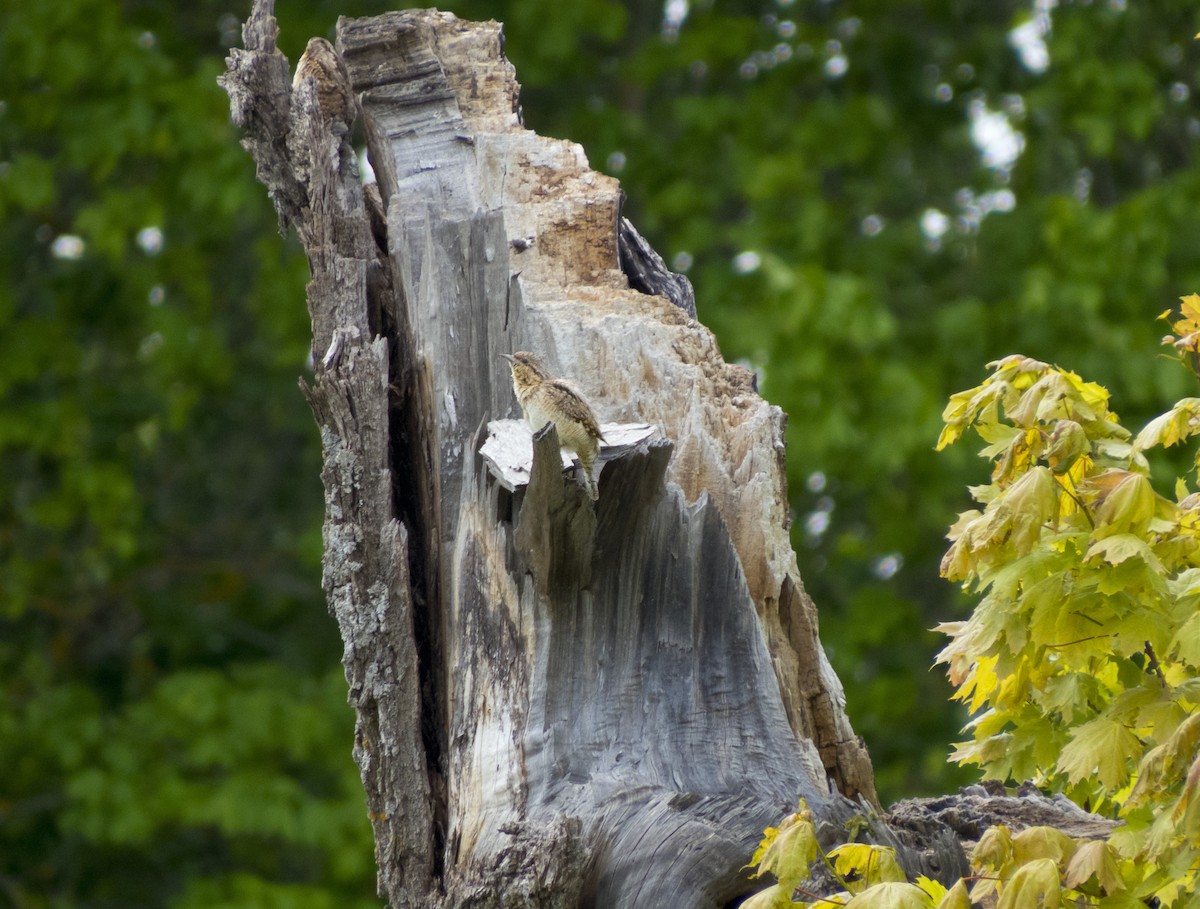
[888,784,1121,852]
[221,5,982,907]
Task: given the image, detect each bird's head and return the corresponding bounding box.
[500,351,551,387]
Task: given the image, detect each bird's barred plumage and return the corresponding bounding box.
[503,351,604,500]
[292,37,356,132]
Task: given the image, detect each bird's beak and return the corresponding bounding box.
[499,353,515,363]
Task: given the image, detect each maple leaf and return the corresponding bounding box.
[1085,533,1163,571]
[1012,826,1078,868]
[938,332,1200,907]
[995,858,1061,909]
[938,382,1006,450]
[934,879,970,909]
[738,883,795,909]
[939,469,1058,580]
[844,882,933,909]
[1064,840,1125,893]
[1056,717,1141,789]
[1165,293,1200,344]
[1169,612,1200,667]
[1131,714,1200,810]
[1134,399,1200,452]
[914,877,947,903]
[1082,470,1161,537]
[1046,419,1089,474]
[972,825,1014,872]
[748,804,818,892]
[1036,672,1103,723]
[1172,753,1200,832]
[828,844,906,891]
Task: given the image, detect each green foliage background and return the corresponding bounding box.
[2,0,1198,904]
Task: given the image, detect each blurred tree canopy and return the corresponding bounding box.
[2,0,1198,905]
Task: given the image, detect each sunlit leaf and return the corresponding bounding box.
[1085,533,1162,571]
[995,858,1060,909]
[749,806,818,891]
[934,879,969,909]
[1086,471,1157,535]
[1064,840,1125,893]
[828,844,907,889]
[739,883,796,909]
[1056,718,1141,789]
[972,825,1014,872]
[1134,399,1200,452]
[1012,826,1078,868]
[914,877,947,903]
[844,882,933,909]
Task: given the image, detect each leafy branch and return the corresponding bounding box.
[934,296,1200,906]
[743,296,1200,909]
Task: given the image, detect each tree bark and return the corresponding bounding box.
[222,5,954,907]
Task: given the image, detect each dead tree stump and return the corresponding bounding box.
[221,5,953,906]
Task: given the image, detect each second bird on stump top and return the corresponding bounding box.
[502,351,605,501]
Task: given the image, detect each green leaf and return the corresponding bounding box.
[1011,826,1078,868]
[1036,672,1103,724]
[1046,420,1090,474]
[972,825,1014,873]
[1085,533,1163,571]
[1130,714,1200,809]
[1056,717,1141,790]
[996,858,1061,909]
[828,844,907,889]
[750,809,818,891]
[844,882,933,909]
[739,883,795,909]
[1086,471,1158,536]
[1065,840,1125,893]
[976,421,1024,460]
[1134,398,1200,451]
[1169,612,1200,667]
[934,879,970,909]
[942,467,1060,582]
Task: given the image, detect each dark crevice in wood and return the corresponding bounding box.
[384,310,449,883]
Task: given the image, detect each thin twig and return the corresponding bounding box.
[1143,641,1167,684]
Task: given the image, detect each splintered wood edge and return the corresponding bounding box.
[481,420,658,492]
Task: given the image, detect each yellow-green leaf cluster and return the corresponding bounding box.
[1161,294,1200,382]
[743,814,946,909]
[746,801,820,897]
[827,843,908,891]
[969,826,1132,908]
[937,314,1200,906]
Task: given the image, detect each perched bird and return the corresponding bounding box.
[502,351,605,500]
[292,37,356,134]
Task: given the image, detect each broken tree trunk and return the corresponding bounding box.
[223,5,962,906]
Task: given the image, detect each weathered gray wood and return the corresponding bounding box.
[222,5,436,906]
[336,10,883,905]
[889,784,1120,851]
[224,5,949,907]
